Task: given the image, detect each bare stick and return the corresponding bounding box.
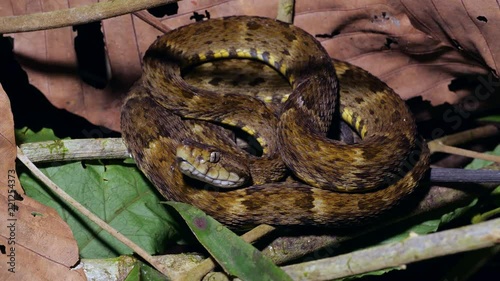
[19,138,130,163]
[0,0,176,33]
[281,218,500,280]
[16,146,172,278]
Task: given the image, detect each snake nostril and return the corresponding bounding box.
[196,155,205,164]
[209,151,221,163]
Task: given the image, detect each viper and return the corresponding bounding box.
[121,16,430,228]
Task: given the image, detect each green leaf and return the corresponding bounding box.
[15,127,60,144]
[168,202,292,281]
[139,261,169,281]
[124,263,141,281]
[466,144,500,170]
[478,115,500,123]
[20,161,179,258]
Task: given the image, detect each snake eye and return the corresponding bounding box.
[209,151,220,163]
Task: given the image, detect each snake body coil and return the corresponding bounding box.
[121,16,430,228]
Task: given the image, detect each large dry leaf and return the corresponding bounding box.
[2,0,498,131]
[0,89,85,280]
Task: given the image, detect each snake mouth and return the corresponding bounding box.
[176,158,246,188]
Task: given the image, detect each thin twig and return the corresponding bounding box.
[281,218,500,280]
[427,125,500,162]
[0,0,176,33]
[428,125,499,150]
[432,144,500,163]
[134,10,172,33]
[16,146,172,278]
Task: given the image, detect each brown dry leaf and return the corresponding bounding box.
[0,90,85,280]
[295,1,497,104]
[2,0,498,132]
[3,0,135,132]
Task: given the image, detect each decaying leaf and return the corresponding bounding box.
[0,89,85,280]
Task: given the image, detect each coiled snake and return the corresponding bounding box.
[121,16,430,228]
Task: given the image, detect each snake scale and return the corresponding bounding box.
[121,16,430,228]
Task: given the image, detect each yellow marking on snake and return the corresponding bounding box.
[236,50,252,58]
[214,50,230,59]
[281,94,290,103]
[355,118,362,134]
[200,49,292,84]
[223,119,238,127]
[341,109,354,128]
[241,125,256,136]
[263,96,273,103]
[342,109,368,138]
[221,119,270,154]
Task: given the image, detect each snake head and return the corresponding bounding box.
[175,140,250,188]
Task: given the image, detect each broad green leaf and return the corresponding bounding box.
[20,161,179,258]
[168,202,292,281]
[15,127,60,143]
